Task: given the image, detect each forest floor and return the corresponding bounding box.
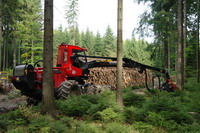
[0,86,147,113]
[1,77,200,133]
[0,90,27,113]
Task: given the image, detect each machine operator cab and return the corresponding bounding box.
[56,43,87,68]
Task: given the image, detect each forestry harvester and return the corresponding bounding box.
[11,43,177,102]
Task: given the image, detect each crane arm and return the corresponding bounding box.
[74,54,170,79]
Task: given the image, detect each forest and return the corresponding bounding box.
[0,0,200,132]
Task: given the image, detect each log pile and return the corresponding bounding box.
[87,67,152,88]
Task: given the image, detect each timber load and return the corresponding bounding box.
[87,67,152,88]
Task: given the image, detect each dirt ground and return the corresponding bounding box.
[0,90,27,113]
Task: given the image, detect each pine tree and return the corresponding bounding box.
[135,0,177,70]
[116,0,123,107]
[124,38,152,65]
[81,29,95,55]
[197,0,200,82]
[103,25,116,56]
[0,0,2,70]
[41,0,55,114]
[94,31,103,56]
[176,0,184,89]
[65,0,79,45]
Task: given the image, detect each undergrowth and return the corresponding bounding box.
[1,78,200,133]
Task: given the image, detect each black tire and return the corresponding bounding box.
[82,83,99,94]
[55,80,81,99]
[27,97,39,106]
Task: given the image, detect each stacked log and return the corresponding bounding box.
[87,67,152,88]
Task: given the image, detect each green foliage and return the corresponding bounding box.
[133,122,155,133]
[65,0,79,28]
[0,106,45,132]
[65,0,79,45]
[0,109,27,132]
[0,114,9,132]
[135,0,200,78]
[58,116,74,129]
[14,0,43,64]
[57,91,122,122]
[49,120,69,133]
[102,25,116,56]
[134,0,177,68]
[72,121,99,133]
[6,109,28,126]
[54,25,116,57]
[91,91,120,111]
[146,112,165,127]
[81,29,95,55]
[57,95,93,117]
[53,27,70,61]
[87,91,122,120]
[6,127,26,133]
[97,108,123,122]
[27,115,53,132]
[176,123,200,133]
[3,79,200,133]
[184,78,200,91]
[143,92,194,124]
[93,32,103,56]
[123,85,200,132]
[124,106,146,123]
[28,115,69,133]
[1,0,42,69]
[18,106,41,121]
[104,122,134,133]
[123,87,146,107]
[124,38,153,65]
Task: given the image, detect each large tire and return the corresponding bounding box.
[82,84,113,94]
[27,97,39,106]
[82,83,99,94]
[55,80,81,99]
[55,80,114,99]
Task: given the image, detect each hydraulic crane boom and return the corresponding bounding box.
[74,54,170,78]
[71,53,175,91]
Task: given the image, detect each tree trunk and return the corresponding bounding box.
[163,39,169,70]
[6,36,8,69]
[197,0,200,83]
[0,0,2,71]
[31,40,34,64]
[41,0,55,114]
[18,42,21,64]
[3,34,6,71]
[13,38,17,68]
[176,0,184,89]
[168,37,170,73]
[183,0,187,82]
[116,0,124,107]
